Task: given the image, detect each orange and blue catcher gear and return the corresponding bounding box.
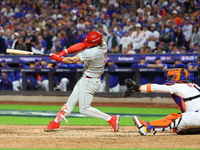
[165,68,189,83]
[144,113,182,132]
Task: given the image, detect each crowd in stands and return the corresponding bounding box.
[0,0,200,55]
[0,0,200,91]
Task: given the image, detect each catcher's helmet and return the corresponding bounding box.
[83,31,102,47]
[166,68,189,82]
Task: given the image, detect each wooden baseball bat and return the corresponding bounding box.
[6,49,50,56]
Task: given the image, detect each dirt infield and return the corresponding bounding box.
[0,101,177,108]
[0,125,200,149]
[1,101,199,149]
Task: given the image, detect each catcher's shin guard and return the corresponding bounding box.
[55,104,69,123]
[133,116,149,135]
[146,113,182,132]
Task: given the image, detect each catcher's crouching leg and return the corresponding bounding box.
[145,113,183,134]
[174,111,200,134]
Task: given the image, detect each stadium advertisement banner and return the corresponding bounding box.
[0,68,172,73]
[109,54,199,63]
[0,54,199,63]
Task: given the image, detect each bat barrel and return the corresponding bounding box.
[6,49,49,56]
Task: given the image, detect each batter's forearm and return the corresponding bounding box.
[50,54,79,64]
[62,56,79,64]
[139,84,170,93]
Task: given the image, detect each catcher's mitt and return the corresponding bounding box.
[125,79,135,88]
[122,79,140,98]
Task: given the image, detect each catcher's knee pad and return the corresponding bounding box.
[147,113,182,131]
[164,113,182,120]
[56,104,68,122]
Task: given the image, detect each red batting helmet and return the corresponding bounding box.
[83,31,102,47]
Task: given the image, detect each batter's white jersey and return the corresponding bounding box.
[78,40,107,78]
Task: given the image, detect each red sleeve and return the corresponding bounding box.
[57,43,87,57]
[67,43,87,53]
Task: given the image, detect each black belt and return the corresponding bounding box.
[86,76,92,79]
[83,74,100,79]
[183,94,200,102]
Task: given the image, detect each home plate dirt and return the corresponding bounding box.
[0,125,200,149]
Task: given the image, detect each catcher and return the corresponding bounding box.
[123,68,200,135]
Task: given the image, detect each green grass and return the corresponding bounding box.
[0,116,164,126]
[0,104,181,126]
[0,104,180,114]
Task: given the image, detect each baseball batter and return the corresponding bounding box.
[44,31,120,132]
[123,68,200,135]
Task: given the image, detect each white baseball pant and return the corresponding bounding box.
[64,76,111,121]
[176,111,200,131]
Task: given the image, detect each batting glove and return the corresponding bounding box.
[49,53,64,62]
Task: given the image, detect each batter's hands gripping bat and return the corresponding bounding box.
[122,79,140,98]
[6,49,50,56]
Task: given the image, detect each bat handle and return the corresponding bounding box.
[33,53,50,56]
[41,54,50,56]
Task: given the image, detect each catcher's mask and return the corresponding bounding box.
[165,68,189,82]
